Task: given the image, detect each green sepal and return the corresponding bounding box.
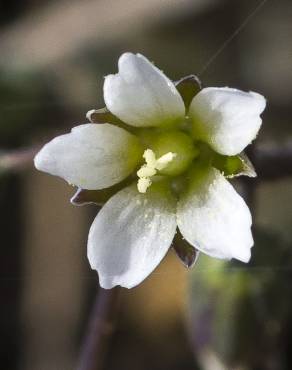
[70,176,134,206]
[86,107,137,133]
[86,107,122,124]
[213,152,256,178]
[172,230,199,268]
[175,75,202,111]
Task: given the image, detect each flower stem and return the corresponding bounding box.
[77,286,121,370]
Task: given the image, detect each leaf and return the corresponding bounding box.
[172,230,199,268]
[175,75,202,111]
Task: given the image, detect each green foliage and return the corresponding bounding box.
[188,228,292,369]
[0,70,54,145]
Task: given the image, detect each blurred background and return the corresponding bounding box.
[1,0,292,369]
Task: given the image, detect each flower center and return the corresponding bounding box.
[149,130,199,176]
[137,149,176,193]
[136,130,200,193]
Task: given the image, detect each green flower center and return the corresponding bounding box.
[134,123,252,194]
[136,130,199,193]
[150,131,199,176]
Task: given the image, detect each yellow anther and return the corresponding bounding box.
[143,149,156,168]
[137,165,157,178]
[155,152,177,170]
[137,178,152,193]
[137,149,176,193]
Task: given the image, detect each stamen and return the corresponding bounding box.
[155,152,177,170]
[137,149,177,193]
[143,149,156,168]
[137,165,157,178]
[137,178,152,193]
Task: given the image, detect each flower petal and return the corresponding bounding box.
[189,87,266,155]
[34,123,142,190]
[104,53,185,127]
[88,184,177,289]
[177,167,253,262]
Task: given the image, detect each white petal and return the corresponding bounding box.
[104,53,185,127]
[189,87,266,155]
[88,184,177,289]
[177,167,253,262]
[34,123,142,190]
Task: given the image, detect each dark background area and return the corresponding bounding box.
[1,0,292,369]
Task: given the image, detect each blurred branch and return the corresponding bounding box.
[77,287,121,370]
[2,140,292,180]
[0,145,40,174]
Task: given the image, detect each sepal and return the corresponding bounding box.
[213,152,256,178]
[175,75,202,111]
[71,176,134,206]
[172,230,199,268]
[86,107,137,133]
[86,107,123,124]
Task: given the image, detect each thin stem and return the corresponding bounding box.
[77,286,121,370]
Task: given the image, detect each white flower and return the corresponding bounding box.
[34,52,266,289]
